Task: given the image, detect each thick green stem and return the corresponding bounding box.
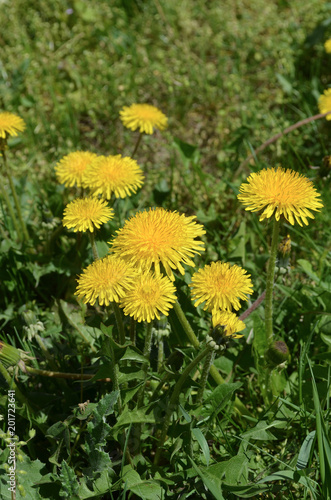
[88,232,99,261]
[113,302,126,345]
[265,219,280,345]
[2,150,29,242]
[154,345,213,465]
[173,301,225,384]
[173,301,199,348]
[196,349,216,405]
[130,318,136,345]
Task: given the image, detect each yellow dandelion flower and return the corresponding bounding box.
[55,151,98,187]
[212,311,246,339]
[318,88,331,120]
[237,167,323,227]
[120,103,168,135]
[82,154,144,199]
[120,271,177,322]
[0,112,26,139]
[75,255,135,306]
[63,197,114,233]
[110,208,205,280]
[190,261,253,312]
[324,38,331,54]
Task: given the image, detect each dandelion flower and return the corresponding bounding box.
[0,112,26,139]
[120,271,176,322]
[55,151,98,187]
[110,208,205,280]
[75,255,135,306]
[318,88,331,120]
[83,154,144,199]
[190,261,253,312]
[120,103,168,135]
[63,197,114,233]
[237,167,323,226]
[324,39,331,54]
[212,311,246,338]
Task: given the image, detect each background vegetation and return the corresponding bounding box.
[0,0,331,498]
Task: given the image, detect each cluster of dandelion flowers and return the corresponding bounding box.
[237,167,323,227]
[63,197,114,233]
[75,255,135,306]
[111,208,205,280]
[120,104,168,135]
[54,151,98,188]
[190,261,253,312]
[120,272,177,323]
[0,112,26,139]
[325,39,331,54]
[212,311,246,339]
[83,154,144,200]
[318,89,331,120]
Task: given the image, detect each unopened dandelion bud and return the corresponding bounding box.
[265,340,290,367]
[0,341,21,367]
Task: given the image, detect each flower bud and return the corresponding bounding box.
[265,340,290,367]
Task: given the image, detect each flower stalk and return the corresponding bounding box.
[154,344,213,465]
[196,348,216,405]
[2,150,29,242]
[265,218,280,345]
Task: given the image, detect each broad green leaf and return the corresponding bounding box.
[189,459,225,500]
[192,428,210,466]
[297,431,315,470]
[204,381,242,412]
[122,466,163,500]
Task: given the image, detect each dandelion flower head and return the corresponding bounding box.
[63,197,114,233]
[0,112,26,139]
[110,207,205,280]
[75,255,135,306]
[190,261,253,312]
[83,154,144,200]
[55,151,98,187]
[120,271,177,323]
[238,167,323,226]
[318,88,331,120]
[324,39,331,54]
[212,311,246,339]
[120,103,168,135]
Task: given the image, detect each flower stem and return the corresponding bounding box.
[2,150,29,242]
[0,182,22,240]
[173,301,225,384]
[88,232,99,261]
[113,302,126,345]
[137,322,154,408]
[154,345,213,465]
[131,132,142,158]
[196,349,216,405]
[237,111,331,174]
[106,338,123,413]
[265,218,280,345]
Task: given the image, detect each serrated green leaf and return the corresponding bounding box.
[114,406,156,429]
[59,460,79,498]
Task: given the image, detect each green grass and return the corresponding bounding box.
[1,0,331,498]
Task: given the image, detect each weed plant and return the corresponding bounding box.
[0,1,331,499]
